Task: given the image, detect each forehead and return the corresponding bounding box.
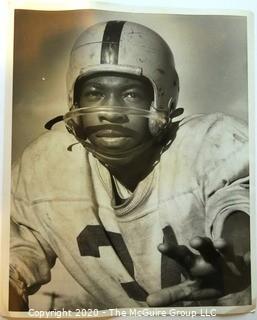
[80,73,152,89]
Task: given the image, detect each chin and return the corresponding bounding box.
[93,143,155,169]
[99,153,139,168]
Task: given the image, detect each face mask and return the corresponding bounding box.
[45,106,183,168]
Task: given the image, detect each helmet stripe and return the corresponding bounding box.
[100,21,125,64]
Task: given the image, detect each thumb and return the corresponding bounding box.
[147,280,198,307]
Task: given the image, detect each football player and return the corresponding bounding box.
[10,20,250,311]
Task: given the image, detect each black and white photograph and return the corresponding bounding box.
[7,7,254,316]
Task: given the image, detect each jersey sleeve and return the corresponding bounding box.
[196,114,249,239]
[10,157,57,300]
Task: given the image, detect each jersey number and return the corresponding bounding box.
[77,224,181,301]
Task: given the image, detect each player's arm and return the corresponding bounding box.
[9,156,57,311]
[147,211,250,306]
[9,216,57,311]
[147,115,250,306]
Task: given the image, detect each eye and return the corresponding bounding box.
[84,90,103,101]
[125,92,137,99]
[80,87,104,104]
[123,90,143,102]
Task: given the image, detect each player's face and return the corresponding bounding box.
[78,74,153,152]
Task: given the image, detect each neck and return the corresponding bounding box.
[91,134,173,192]
[107,147,160,192]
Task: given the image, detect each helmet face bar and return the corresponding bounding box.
[64,106,169,141]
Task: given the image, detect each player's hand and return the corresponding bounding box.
[9,280,29,311]
[146,237,250,306]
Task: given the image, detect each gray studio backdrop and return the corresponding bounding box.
[12,10,248,310]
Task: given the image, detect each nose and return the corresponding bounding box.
[98,112,129,124]
[98,93,129,123]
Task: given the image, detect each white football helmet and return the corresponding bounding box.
[46,21,181,167]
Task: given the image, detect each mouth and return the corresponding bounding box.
[93,136,134,149]
[95,129,130,138]
[91,128,136,149]
[84,125,140,150]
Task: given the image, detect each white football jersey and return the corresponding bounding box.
[10,113,249,309]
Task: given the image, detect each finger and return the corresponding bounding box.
[189,287,222,300]
[213,238,235,260]
[213,239,243,275]
[213,238,227,250]
[147,279,223,307]
[190,236,220,263]
[147,280,199,307]
[158,242,195,270]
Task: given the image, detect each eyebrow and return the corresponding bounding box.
[82,82,103,89]
[121,83,149,91]
[82,82,149,91]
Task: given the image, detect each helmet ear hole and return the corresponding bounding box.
[148,112,169,137]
